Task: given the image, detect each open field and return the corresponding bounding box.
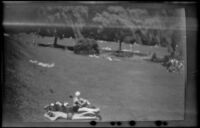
[3,33,185,123]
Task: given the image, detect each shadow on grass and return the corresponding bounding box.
[101,49,148,58]
[66,46,74,51]
[37,43,75,51]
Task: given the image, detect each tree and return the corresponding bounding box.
[32,27,41,46]
[93,6,149,52]
[38,6,88,46]
[158,9,186,59]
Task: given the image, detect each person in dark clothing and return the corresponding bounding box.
[44,103,56,112]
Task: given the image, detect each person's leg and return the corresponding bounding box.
[44,113,58,121]
[132,43,134,52]
[44,111,68,121]
[72,112,97,120]
[78,107,100,113]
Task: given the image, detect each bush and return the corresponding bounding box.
[150,53,168,63]
[73,38,100,55]
[150,52,157,62]
[112,51,133,58]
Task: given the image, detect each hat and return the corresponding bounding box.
[55,101,62,106]
[75,91,81,97]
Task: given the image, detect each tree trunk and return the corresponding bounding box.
[53,28,58,47]
[72,26,78,39]
[118,40,122,51]
[130,44,134,52]
[76,26,83,39]
[53,36,58,47]
[71,23,83,41]
[32,33,36,45]
[33,28,41,46]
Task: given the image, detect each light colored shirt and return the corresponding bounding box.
[73,97,90,107]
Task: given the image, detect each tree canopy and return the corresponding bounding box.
[38,6,89,39]
[92,6,185,58]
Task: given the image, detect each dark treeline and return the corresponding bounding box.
[4,25,170,47]
[4,25,74,38]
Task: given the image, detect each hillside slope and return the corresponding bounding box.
[3,34,185,124]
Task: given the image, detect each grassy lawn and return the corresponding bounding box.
[3,34,185,122]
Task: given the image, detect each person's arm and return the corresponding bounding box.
[73,97,81,105]
[80,98,91,106]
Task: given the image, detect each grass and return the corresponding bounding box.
[3,33,185,123]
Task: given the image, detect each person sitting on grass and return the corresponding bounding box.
[44,101,100,121]
[72,91,100,113]
[44,91,100,121]
[44,101,70,112]
[73,91,91,108]
[55,101,63,111]
[44,103,56,112]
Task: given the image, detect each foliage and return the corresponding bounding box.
[93,6,185,59]
[5,5,185,59]
[38,6,88,39]
[73,38,100,55]
[112,51,133,58]
[151,52,157,62]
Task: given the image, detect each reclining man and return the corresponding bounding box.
[44,91,100,121]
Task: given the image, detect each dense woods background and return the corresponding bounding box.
[3,4,186,59]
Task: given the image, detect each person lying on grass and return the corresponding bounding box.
[44,110,99,121]
[44,91,100,121]
[44,101,99,114]
[44,101,100,121]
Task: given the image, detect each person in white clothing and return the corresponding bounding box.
[73,91,91,107]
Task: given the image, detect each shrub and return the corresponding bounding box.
[151,52,157,62]
[112,51,133,58]
[150,53,168,63]
[73,38,100,55]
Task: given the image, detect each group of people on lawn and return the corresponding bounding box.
[44,91,100,121]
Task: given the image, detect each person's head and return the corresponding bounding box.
[64,102,69,107]
[75,91,81,97]
[56,101,62,106]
